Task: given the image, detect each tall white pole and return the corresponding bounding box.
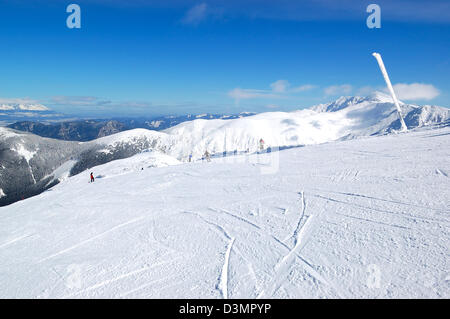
[372,52,408,131]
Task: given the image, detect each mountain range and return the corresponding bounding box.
[5,113,257,141]
[0,92,448,206]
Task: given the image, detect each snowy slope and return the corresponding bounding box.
[162,92,449,160]
[311,92,449,136]
[1,94,449,206]
[0,127,85,205]
[87,92,448,162]
[0,127,174,205]
[0,126,448,298]
[89,150,181,179]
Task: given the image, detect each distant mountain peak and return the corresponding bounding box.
[311,96,367,113]
[311,92,405,113]
[366,91,398,104]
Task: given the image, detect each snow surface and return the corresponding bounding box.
[11,144,37,163]
[85,93,449,162]
[0,127,20,139]
[43,160,78,185]
[0,126,449,298]
[89,151,181,179]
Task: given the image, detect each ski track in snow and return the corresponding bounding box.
[118,273,182,298]
[182,210,232,241]
[181,210,264,298]
[0,126,449,298]
[312,194,447,226]
[182,210,263,296]
[436,168,448,178]
[63,256,184,298]
[218,237,235,299]
[208,207,262,230]
[288,191,307,246]
[318,189,449,214]
[38,216,146,263]
[0,234,34,249]
[257,191,341,298]
[207,206,299,261]
[256,233,339,298]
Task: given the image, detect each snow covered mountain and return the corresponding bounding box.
[0,125,448,298]
[6,120,127,141]
[6,113,257,141]
[161,92,449,159]
[0,128,82,205]
[1,94,448,206]
[0,128,170,205]
[310,92,449,137]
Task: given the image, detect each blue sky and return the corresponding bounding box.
[0,0,449,116]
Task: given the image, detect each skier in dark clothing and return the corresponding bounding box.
[203,150,211,162]
[90,172,95,183]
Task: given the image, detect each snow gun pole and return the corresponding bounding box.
[372,52,408,132]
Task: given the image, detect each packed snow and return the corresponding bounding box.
[89,151,181,179]
[0,125,448,298]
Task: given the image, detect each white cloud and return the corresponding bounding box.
[292,84,316,92]
[356,86,378,96]
[49,96,154,110]
[229,80,316,105]
[352,83,440,101]
[0,97,40,104]
[181,3,208,25]
[270,80,316,93]
[270,80,290,93]
[228,88,280,100]
[50,96,109,106]
[324,84,353,96]
[392,83,440,101]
